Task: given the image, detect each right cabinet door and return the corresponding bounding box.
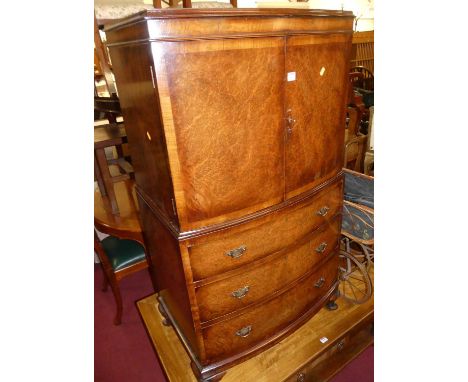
[284,34,351,199]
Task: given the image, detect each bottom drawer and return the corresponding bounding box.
[285,316,374,382]
[202,255,339,363]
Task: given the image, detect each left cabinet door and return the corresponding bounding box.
[151,38,286,230]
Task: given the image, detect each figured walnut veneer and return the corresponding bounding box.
[165,38,285,225]
[106,9,353,381]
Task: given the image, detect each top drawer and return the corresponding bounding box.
[187,179,343,281]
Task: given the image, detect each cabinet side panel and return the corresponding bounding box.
[108,42,177,224]
[138,197,201,359]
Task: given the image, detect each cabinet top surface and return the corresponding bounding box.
[106,8,354,31]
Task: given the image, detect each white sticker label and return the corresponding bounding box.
[320,67,326,76]
[287,72,296,82]
[320,337,329,344]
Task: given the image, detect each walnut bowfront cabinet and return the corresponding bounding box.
[106,8,354,382]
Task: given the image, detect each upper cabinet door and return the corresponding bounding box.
[152,38,286,230]
[284,34,351,199]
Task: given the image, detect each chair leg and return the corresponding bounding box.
[105,271,123,325]
[101,266,108,292]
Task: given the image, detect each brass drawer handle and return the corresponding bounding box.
[314,277,325,288]
[236,325,252,338]
[315,242,327,254]
[316,206,330,217]
[231,286,250,299]
[225,245,247,259]
[297,372,306,382]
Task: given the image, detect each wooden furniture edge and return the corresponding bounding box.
[105,8,354,32]
[136,172,343,241]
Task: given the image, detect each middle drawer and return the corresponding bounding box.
[195,215,341,323]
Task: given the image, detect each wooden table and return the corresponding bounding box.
[137,283,374,382]
[94,179,143,245]
[94,123,131,214]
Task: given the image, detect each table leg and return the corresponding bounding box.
[94,153,106,196]
[95,147,120,214]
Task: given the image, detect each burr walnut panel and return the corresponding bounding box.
[285,34,351,199]
[156,38,285,229]
[202,255,339,363]
[195,216,341,323]
[187,179,343,281]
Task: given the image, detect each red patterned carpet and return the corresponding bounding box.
[94,265,373,382]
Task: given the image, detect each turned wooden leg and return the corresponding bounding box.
[95,147,119,214]
[101,266,109,292]
[94,153,106,196]
[106,272,123,325]
[326,287,339,311]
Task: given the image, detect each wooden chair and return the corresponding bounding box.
[363,106,374,176]
[344,106,367,173]
[350,30,374,75]
[94,12,117,96]
[94,123,134,214]
[349,66,374,91]
[94,231,148,325]
[94,94,122,124]
[344,134,367,172]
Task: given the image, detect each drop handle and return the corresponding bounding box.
[315,242,327,254]
[231,286,250,299]
[316,206,330,217]
[236,325,252,338]
[225,245,247,259]
[314,277,325,288]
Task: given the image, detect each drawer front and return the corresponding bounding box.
[285,320,374,382]
[188,179,343,281]
[202,255,339,363]
[196,216,341,323]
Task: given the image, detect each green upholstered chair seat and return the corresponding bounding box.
[101,236,146,271]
